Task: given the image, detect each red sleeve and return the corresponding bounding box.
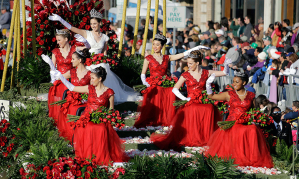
[145,55,153,62]
[181,71,189,80]
[216,55,226,65]
[52,48,59,57]
[275,28,281,37]
[107,88,115,98]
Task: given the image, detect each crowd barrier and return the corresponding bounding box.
[214,66,299,108]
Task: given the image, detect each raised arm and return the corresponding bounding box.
[169,45,210,61]
[206,74,230,101]
[49,14,87,38]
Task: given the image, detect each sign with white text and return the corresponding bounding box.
[166,6,186,28]
[0,100,9,120]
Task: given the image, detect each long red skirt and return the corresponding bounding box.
[48,81,67,120]
[73,122,129,165]
[134,86,176,128]
[150,103,221,151]
[206,123,273,168]
[57,103,87,142]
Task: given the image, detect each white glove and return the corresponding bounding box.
[50,72,56,83]
[41,54,56,71]
[74,34,91,49]
[223,58,232,75]
[51,70,75,91]
[141,74,150,87]
[206,74,215,95]
[49,14,72,29]
[172,88,190,101]
[183,45,210,57]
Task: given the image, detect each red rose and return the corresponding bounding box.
[103,118,107,123]
[84,172,90,179]
[52,37,56,42]
[36,37,41,42]
[111,118,116,122]
[76,170,82,177]
[40,24,45,29]
[87,166,93,172]
[20,168,26,176]
[85,25,90,30]
[39,40,44,46]
[82,17,87,23]
[204,99,209,102]
[74,11,79,16]
[36,19,41,24]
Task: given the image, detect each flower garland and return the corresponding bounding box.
[68,106,125,129]
[217,109,274,130]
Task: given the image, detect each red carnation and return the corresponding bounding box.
[204,99,209,102]
[74,11,79,16]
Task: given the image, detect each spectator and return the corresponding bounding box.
[206,21,215,35]
[262,36,272,57]
[291,23,299,45]
[220,17,229,32]
[202,31,211,44]
[226,37,241,66]
[229,18,239,37]
[247,51,267,75]
[192,26,200,35]
[282,19,292,31]
[272,22,284,51]
[215,29,224,38]
[280,27,292,46]
[202,58,212,70]
[255,94,270,112]
[214,22,221,30]
[265,24,274,37]
[243,16,253,42]
[0,7,10,38]
[124,48,131,57]
[269,107,293,147]
[282,101,299,120]
[266,102,277,116]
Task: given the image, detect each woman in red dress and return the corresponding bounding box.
[51,66,129,165]
[48,29,76,120]
[150,50,230,151]
[52,48,91,142]
[134,34,209,128]
[205,71,273,168]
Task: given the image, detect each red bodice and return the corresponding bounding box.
[85,85,114,113]
[226,90,255,121]
[146,55,169,77]
[182,69,209,97]
[52,46,76,74]
[70,68,91,86]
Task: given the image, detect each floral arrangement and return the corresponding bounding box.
[24,0,119,64]
[0,119,16,159]
[85,52,119,67]
[68,106,125,129]
[50,92,87,107]
[217,109,274,130]
[19,157,125,179]
[133,75,179,93]
[173,90,228,114]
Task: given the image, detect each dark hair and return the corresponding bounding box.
[233,37,241,44]
[73,48,91,64]
[269,24,274,30]
[202,58,209,65]
[234,70,249,84]
[293,101,299,108]
[220,17,228,29]
[93,66,107,81]
[154,37,167,46]
[256,47,263,53]
[283,19,290,26]
[271,59,280,67]
[274,21,282,31]
[281,27,290,33]
[90,17,102,23]
[189,50,203,64]
[245,15,252,22]
[207,21,214,30]
[238,17,245,24]
[141,19,146,25]
[255,94,269,108]
[270,106,281,115]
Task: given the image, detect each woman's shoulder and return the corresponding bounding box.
[52,48,60,55]
[102,34,109,41]
[145,55,153,61]
[106,88,115,96]
[181,71,190,79]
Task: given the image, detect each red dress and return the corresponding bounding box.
[134,55,176,128]
[150,70,221,151]
[57,69,91,142]
[206,90,273,168]
[48,46,76,120]
[73,85,129,165]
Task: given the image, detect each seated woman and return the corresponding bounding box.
[205,71,273,168]
[51,66,129,165]
[282,101,299,120]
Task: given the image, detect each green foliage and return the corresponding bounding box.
[274,139,293,162]
[120,152,244,179]
[0,88,21,100]
[114,56,144,87]
[16,54,50,89]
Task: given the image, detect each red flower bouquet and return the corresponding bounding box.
[60,92,88,114]
[0,119,16,162]
[68,106,125,129]
[218,109,274,130]
[85,52,119,67]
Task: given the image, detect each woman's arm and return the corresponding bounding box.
[109,95,114,109]
[70,27,87,39]
[173,75,186,89]
[207,91,230,102]
[51,53,56,68]
[141,58,149,74]
[102,41,108,55]
[72,85,89,94]
[62,70,71,79]
[169,53,184,61]
[208,70,226,77]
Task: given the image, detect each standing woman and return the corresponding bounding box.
[48,29,76,120]
[134,34,209,128]
[150,50,229,151]
[205,71,273,168]
[43,48,92,142]
[51,66,129,165]
[49,10,140,104]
